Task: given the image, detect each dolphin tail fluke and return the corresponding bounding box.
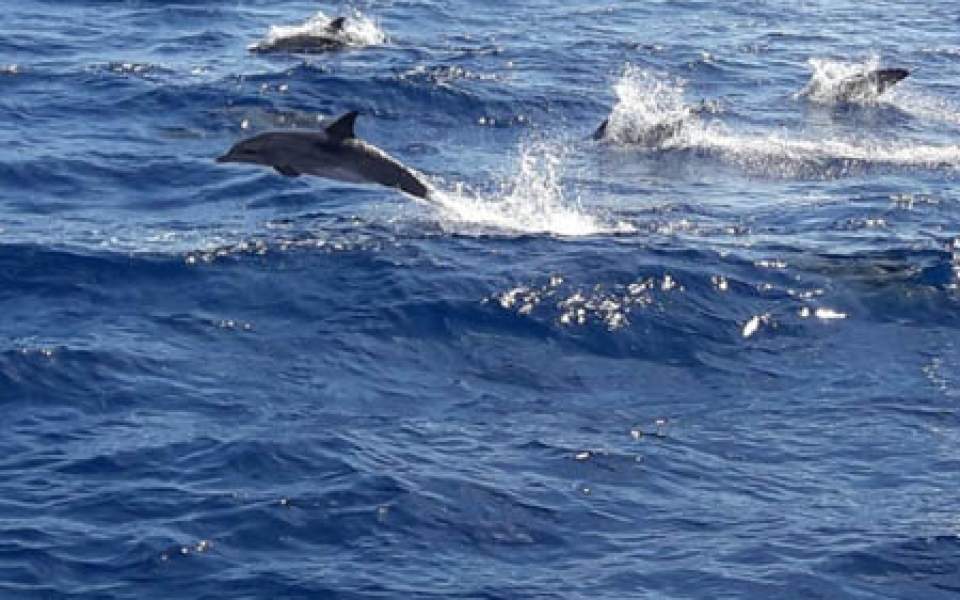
[274,165,300,177]
[398,170,431,200]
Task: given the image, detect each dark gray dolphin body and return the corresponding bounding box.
[836,67,910,100]
[250,16,350,54]
[592,116,685,145]
[592,101,712,145]
[217,111,432,199]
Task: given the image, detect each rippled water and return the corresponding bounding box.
[2,1,960,597]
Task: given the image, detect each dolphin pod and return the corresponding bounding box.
[217,111,432,200]
[224,15,917,197]
[592,67,910,146]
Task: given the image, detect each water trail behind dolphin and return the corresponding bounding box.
[885,88,960,127]
[428,141,634,237]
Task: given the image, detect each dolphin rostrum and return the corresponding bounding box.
[250,16,351,54]
[217,111,432,199]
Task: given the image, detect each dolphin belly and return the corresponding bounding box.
[361,160,431,199]
[299,165,371,185]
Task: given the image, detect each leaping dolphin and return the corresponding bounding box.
[593,101,713,146]
[802,67,911,103]
[835,67,909,101]
[217,111,432,200]
[592,116,686,145]
[250,16,351,54]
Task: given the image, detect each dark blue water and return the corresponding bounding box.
[2,1,960,597]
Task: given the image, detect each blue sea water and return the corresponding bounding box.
[2,0,960,597]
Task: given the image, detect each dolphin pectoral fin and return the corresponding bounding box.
[325,111,358,142]
[327,17,347,32]
[274,165,300,177]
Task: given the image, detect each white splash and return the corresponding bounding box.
[254,10,385,49]
[742,313,774,338]
[599,65,700,145]
[429,141,634,237]
[814,307,847,320]
[799,56,887,104]
[742,315,762,338]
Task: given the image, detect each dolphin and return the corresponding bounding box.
[593,100,713,146]
[217,111,432,199]
[802,67,911,103]
[592,116,685,145]
[835,67,910,101]
[250,16,351,54]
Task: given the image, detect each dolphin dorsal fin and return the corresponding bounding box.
[592,118,609,140]
[327,17,347,32]
[325,111,358,141]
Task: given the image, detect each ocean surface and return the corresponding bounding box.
[2,1,960,597]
